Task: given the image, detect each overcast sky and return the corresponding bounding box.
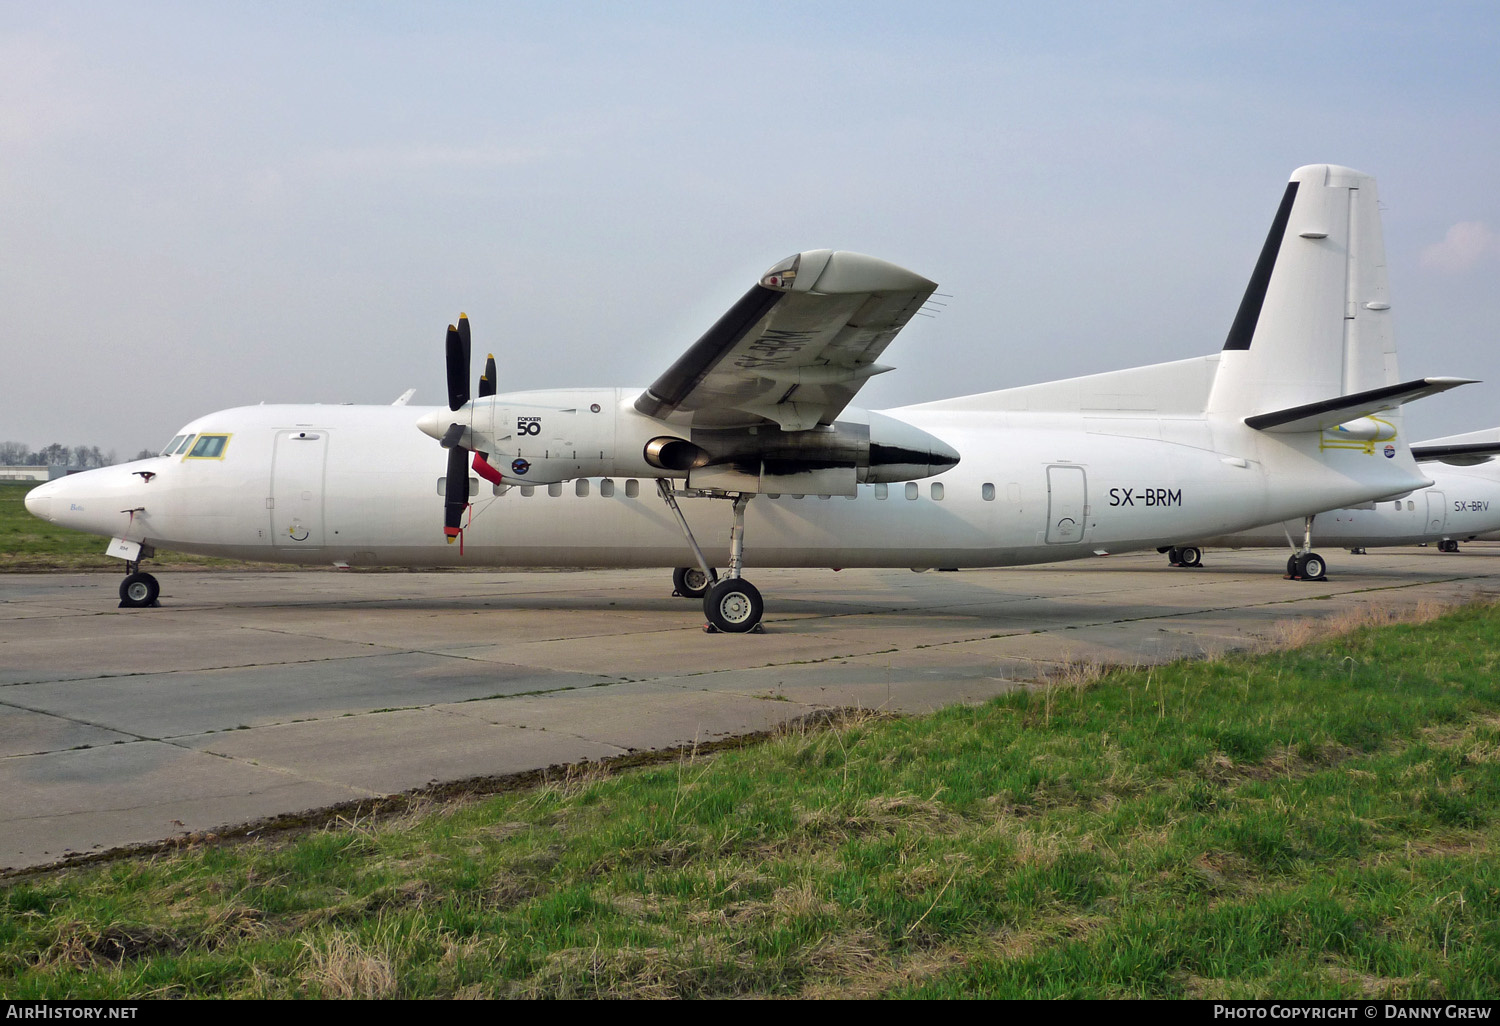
[3,1,1498,460]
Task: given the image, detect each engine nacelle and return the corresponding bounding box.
[420,388,959,490]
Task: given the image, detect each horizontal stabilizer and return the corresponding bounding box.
[1244,377,1477,433]
[1411,442,1500,466]
[1411,426,1500,465]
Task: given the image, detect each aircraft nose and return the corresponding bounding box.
[24,480,55,522]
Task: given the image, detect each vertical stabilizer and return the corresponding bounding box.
[1207,165,1399,419]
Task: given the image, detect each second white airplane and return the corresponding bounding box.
[1161,428,1500,574]
[26,164,1475,631]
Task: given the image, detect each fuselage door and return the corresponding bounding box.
[271,430,327,547]
[1426,490,1447,535]
[1046,465,1088,544]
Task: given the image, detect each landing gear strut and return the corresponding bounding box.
[1285,515,1327,581]
[118,560,160,608]
[657,480,764,633]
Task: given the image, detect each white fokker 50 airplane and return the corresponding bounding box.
[25,164,1476,632]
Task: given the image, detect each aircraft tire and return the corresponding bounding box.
[119,572,159,608]
[672,566,716,599]
[1286,555,1299,577]
[1166,547,1182,566]
[703,578,763,633]
[1177,546,1203,568]
[1296,552,1327,581]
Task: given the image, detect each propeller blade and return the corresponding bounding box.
[479,353,497,399]
[473,451,504,485]
[445,317,471,411]
[444,444,469,540]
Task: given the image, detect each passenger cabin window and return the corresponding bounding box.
[905,482,918,500]
[874,483,888,500]
[931,482,944,500]
[548,482,563,497]
[625,479,639,498]
[576,479,590,497]
[982,483,996,501]
[521,485,535,497]
[600,479,616,497]
[184,434,229,459]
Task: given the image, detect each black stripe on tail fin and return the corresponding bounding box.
[1222,181,1300,351]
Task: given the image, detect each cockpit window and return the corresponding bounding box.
[172,434,197,455]
[183,433,230,459]
[161,434,186,456]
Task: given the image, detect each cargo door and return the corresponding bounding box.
[271,430,327,548]
[1425,490,1446,535]
[1046,465,1088,544]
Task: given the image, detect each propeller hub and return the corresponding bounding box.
[416,408,452,442]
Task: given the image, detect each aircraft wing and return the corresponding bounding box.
[1244,377,1477,433]
[634,250,938,431]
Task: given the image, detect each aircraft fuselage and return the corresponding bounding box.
[27,397,1431,571]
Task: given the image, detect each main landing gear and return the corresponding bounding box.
[657,480,764,634]
[118,560,160,608]
[1438,539,1461,553]
[1284,515,1327,582]
[671,565,717,599]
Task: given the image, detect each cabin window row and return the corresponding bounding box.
[436,478,1012,501]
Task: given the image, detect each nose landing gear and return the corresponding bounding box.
[1165,545,1204,568]
[1284,515,1328,581]
[119,561,160,608]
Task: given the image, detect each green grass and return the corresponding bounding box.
[0,480,251,570]
[3,603,1500,998]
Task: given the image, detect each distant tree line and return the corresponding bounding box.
[0,442,118,468]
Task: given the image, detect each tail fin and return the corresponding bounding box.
[1207,164,1399,419]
